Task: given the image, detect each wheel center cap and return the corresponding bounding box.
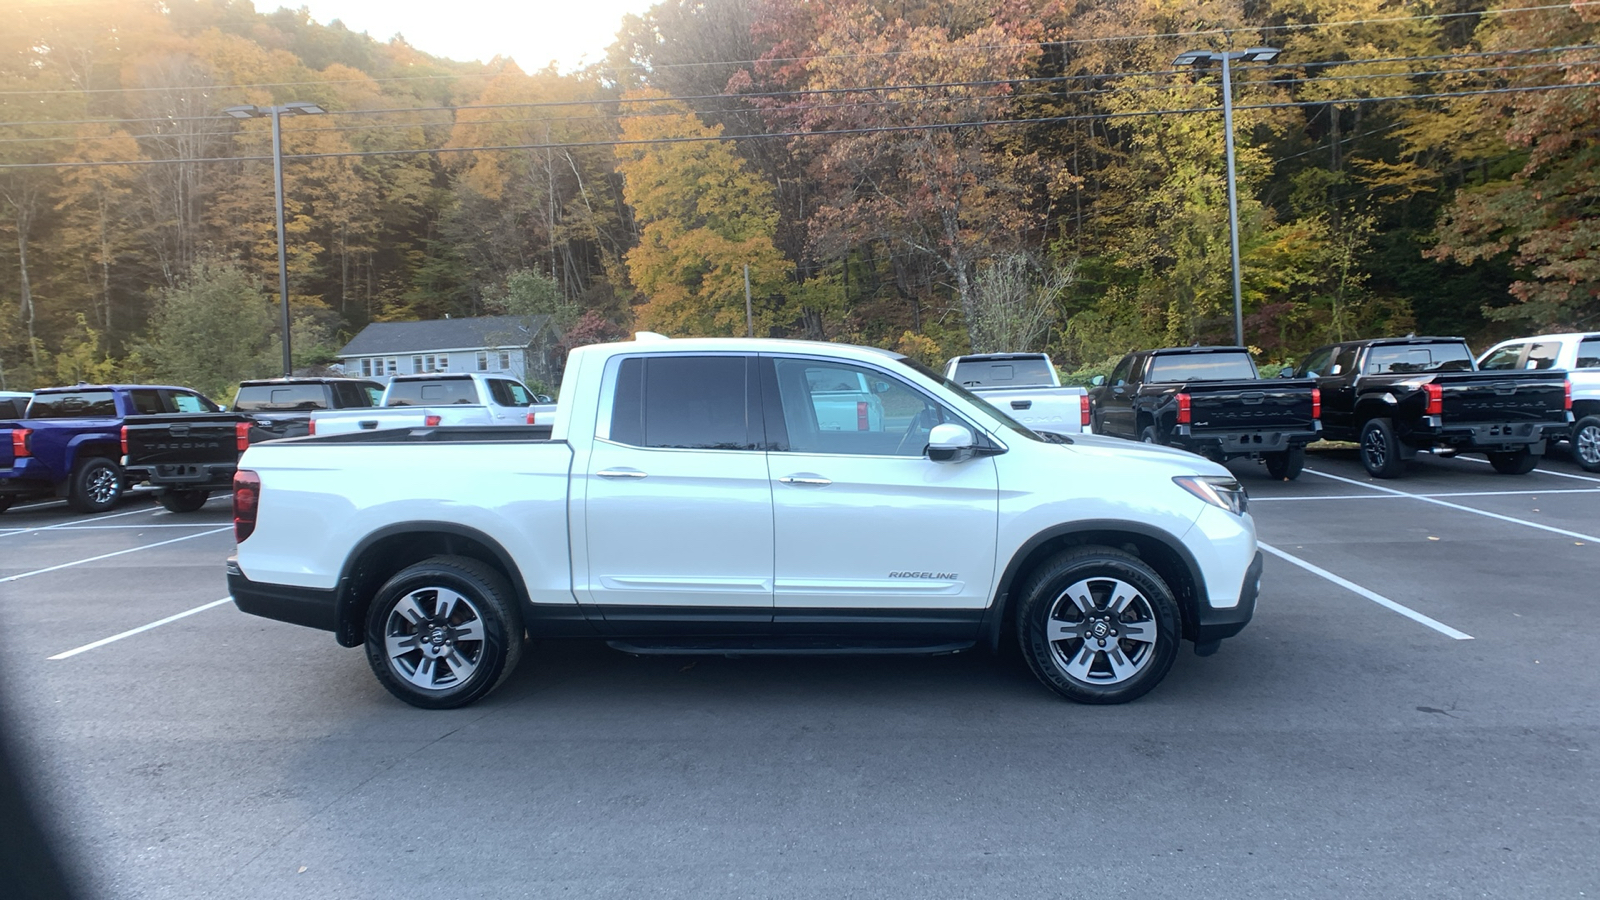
[429,628,448,646]
[1091,620,1110,639]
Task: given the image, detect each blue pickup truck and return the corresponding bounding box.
[0,383,220,514]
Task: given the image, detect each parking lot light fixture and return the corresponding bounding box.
[222,102,328,376]
[1172,46,1282,347]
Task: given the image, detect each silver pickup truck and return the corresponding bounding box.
[943,353,1089,435]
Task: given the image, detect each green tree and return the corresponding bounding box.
[135,260,277,399]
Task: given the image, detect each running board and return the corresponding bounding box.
[605,639,975,657]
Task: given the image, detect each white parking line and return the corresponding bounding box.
[1304,468,1600,543]
[0,504,161,538]
[0,527,231,583]
[1259,542,1474,640]
[1251,486,1600,502]
[1449,455,1600,483]
[48,597,233,660]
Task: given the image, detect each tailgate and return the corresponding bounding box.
[1438,373,1568,424]
[973,388,1085,433]
[1184,379,1318,432]
[124,415,244,466]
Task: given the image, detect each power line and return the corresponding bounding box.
[6,79,1595,171]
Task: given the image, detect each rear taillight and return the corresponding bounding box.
[424,414,442,427]
[233,470,260,543]
[1176,392,1191,425]
[235,421,251,451]
[1080,394,1091,427]
[526,410,537,425]
[1565,379,1573,411]
[308,419,316,436]
[857,401,868,431]
[1424,383,1443,416]
[1311,388,1321,421]
[120,425,129,456]
[12,427,31,458]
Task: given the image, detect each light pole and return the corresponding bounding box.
[224,101,327,376]
[1173,47,1281,348]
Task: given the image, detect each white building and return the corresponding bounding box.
[336,315,562,387]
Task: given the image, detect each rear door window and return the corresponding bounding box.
[1525,343,1560,370]
[27,391,117,418]
[487,379,533,407]
[607,356,755,450]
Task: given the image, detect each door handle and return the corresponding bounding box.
[596,468,647,479]
[1010,400,1032,410]
[778,475,832,486]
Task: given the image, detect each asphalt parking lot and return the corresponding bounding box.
[1,448,1596,899]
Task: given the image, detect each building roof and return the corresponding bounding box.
[338,315,552,357]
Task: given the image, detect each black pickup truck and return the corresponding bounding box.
[1294,337,1572,477]
[122,377,382,512]
[1088,346,1321,479]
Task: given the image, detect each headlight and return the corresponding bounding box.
[1173,475,1248,516]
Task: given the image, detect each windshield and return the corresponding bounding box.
[1365,342,1476,374]
[1147,352,1258,383]
[891,357,1044,443]
[950,357,1055,388]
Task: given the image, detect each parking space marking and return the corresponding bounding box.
[1304,468,1600,543]
[0,504,162,538]
[1251,486,1600,502]
[0,527,230,583]
[1259,542,1474,640]
[1448,456,1600,483]
[48,597,233,660]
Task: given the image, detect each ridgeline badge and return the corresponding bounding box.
[888,571,957,579]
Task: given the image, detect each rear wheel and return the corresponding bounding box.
[67,457,123,513]
[1016,546,1180,705]
[158,489,211,513]
[1264,445,1305,480]
[1488,448,1539,475]
[365,556,523,710]
[1359,418,1404,479]
[1572,415,1600,472]
[1140,425,1159,445]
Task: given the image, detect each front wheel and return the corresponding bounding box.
[1359,418,1404,479]
[1264,445,1305,480]
[67,457,123,513]
[1488,448,1539,475]
[1571,415,1600,472]
[365,556,524,709]
[158,489,211,513]
[1140,426,1159,445]
[1016,546,1181,705]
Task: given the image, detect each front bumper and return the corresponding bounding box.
[228,558,338,633]
[1193,550,1261,647]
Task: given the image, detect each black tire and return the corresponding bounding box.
[1015,546,1181,705]
[1487,448,1539,475]
[1140,425,1159,445]
[1264,445,1305,480]
[1359,418,1404,479]
[1571,415,1600,473]
[67,457,123,513]
[364,556,524,710]
[0,497,11,514]
[158,489,211,513]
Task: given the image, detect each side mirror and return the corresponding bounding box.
[1090,375,1106,387]
[873,381,890,394]
[1278,369,1296,378]
[926,423,977,463]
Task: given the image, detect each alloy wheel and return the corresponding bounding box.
[383,587,488,691]
[1577,422,1600,467]
[1044,576,1159,685]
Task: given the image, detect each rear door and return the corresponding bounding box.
[1098,354,1139,437]
[763,354,998,635]
[485,378,533,425]
[579,354,774,627]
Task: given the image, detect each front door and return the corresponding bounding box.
[762,356,999,641]
[579,354,773,631]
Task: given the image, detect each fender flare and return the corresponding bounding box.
[978,519,1209,653]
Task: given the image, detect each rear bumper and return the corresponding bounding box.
[1408,418,1569,452]
[1193,551,1261,645]
[127,461,237,490]
[228,559,338,633]
[1172,425,1320,456]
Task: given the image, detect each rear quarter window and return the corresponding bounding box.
[1576,338,1600,369]
[27,391,117,418]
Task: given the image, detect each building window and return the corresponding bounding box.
[385,358,397,375]
[477,351,488,371]
[498,350,511,371]
[437,353,449,371]
[360,359,373,377]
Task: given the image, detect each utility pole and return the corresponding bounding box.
[744,264,753,338]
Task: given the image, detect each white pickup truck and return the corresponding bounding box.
[228,336,1261,709]
[1478,332,1600,471]
[307,372,556,434]
[943,353,1090,434]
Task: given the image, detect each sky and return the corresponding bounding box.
[281,0,659,73]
